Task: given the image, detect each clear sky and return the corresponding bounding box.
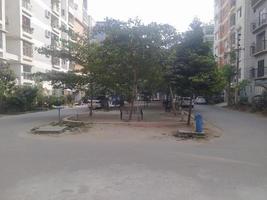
[88,0,214,32]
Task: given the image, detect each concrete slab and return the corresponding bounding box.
[32,125,68,134]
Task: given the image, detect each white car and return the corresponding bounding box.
[195,96,207,104]
[88,100,102,109]
[180,97,194,108]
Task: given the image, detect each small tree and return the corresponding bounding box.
[222,64,235,106]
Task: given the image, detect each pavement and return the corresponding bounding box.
[0,105,267,199]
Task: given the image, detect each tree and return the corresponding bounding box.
[91,18,178,120]
[0,66,16,97]
[222,64,235,106]
[0,67,16,112]
[6,86,39,112]
[38,18,178,120]
[166,19,224,125]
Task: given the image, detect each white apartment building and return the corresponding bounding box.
[249,0,267,96]
[0,0,91,94]
[214,0,267,100]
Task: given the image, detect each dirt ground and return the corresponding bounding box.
[66,103,218,141]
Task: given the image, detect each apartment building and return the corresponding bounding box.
[203,23,215,52]
[249,0,267,95]
[1,0,91,94]
[214,0,267,99]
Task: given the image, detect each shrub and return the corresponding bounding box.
[238,96,249,106]
[42,96,65,108]
[5,86,39,112]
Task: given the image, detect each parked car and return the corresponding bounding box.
[195,96,207,104]
[180,97,194,108]
[88,99,102,109]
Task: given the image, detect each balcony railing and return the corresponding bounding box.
[251,0,265,7]
[22,25,34,34]
[51,0,60,14]
[51,39,60,48]
[230,0,236,8]
[23,72,33,80]
[250,67,267,78]
[22,0,32,11]
[52,57,60,66]
[255,40,267,53]
[259,13,267,26]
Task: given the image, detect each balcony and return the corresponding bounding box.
[250,68,267,79]
[51,0,60,16]
[51,16,60,34]
[23,72,33,80]
[68,13,74,27]
[254,39,267,56]
[83,9,90,25]
[51,38,60,49]
[22,25,34,34]
[230,0,236,8]
[22,0,32,14]
[251,0,265,8]
[253,13,267,33]
[52,56,60,68]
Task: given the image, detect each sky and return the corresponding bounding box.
[88,0,214,32]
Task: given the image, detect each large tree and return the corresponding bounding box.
[38,18,178,120]
[90,18,178,119]
[166,19,224,124]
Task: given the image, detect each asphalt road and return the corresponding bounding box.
[0,105,267,200]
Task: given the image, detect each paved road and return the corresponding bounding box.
[0,105,267,200]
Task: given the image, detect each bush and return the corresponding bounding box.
[41,95,65,108]
[5,86,39,112]
[238,96,249,106]
[251,91,267,112]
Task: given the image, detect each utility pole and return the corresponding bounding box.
[235,33,242,105]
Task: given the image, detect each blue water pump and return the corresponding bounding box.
[195,113,204,133]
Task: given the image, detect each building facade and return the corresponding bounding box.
[249,0,267,96]
[1,0,91,94]
[203,23,215,47]
[214,0,267,99]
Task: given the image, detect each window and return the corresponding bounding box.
[258,60,265,77]
[23,65,32,80]
[237,7,242,18]
[256,31,266,52]
[83,0,88,10]
[23,41,33,57]
[230,14,236,27]
[23,65,31,72]
[259,8,267,25]
[22,15,33,34]
[0,33,2,49]
[0,0,2,21]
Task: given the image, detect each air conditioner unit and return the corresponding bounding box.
[45,10,51,19]
[45,30,51,38]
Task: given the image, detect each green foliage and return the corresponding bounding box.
[222,64,235,84]
[5,86,39,112]
[90,18,178,101]
[0,67,16,98]
[37,18,178,104]
[166,18,223,97]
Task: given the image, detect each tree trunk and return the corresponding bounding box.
[227,81,231,106]
[128,68,137,121]
[89,83,93,117]
[169,86,177,116]
[187,96,193,126]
